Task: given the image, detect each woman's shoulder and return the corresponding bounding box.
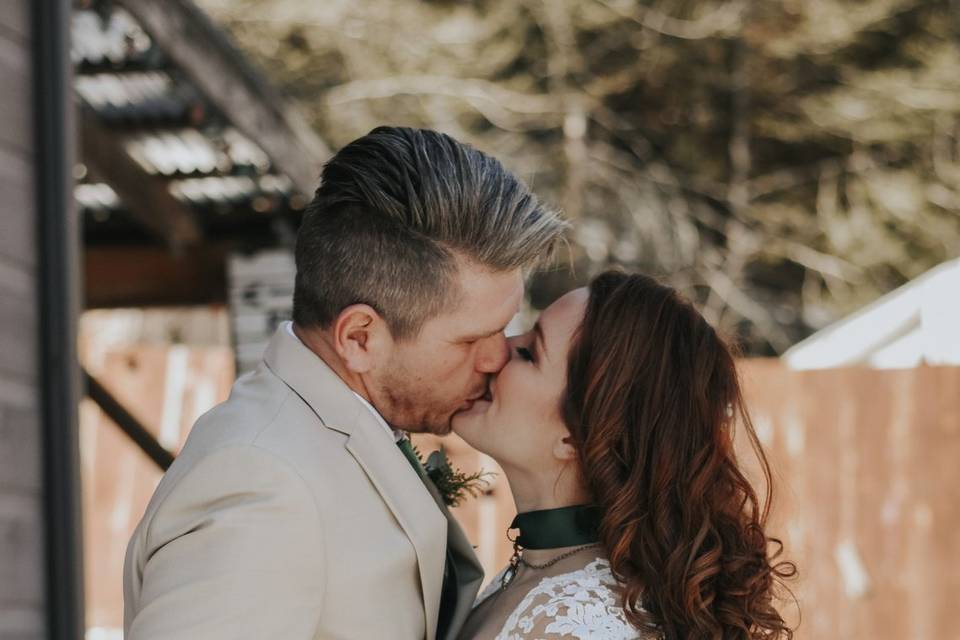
[495,558,649,640]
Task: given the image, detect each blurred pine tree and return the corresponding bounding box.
[199,0,960,354]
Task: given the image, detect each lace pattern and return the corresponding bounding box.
[482,558,645,640]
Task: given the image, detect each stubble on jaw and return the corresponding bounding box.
[376,371,457,436]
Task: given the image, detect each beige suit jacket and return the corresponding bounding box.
[123,327,483,639]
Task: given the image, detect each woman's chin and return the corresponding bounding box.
[451,400,491,437]
[460,397,493,418]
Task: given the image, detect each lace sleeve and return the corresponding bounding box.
[495,559,644,640]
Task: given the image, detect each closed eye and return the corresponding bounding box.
[516,346,535,362]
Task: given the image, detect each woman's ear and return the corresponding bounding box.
[552,433,578,462]
[332,304,393,374]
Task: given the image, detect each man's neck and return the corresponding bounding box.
[292,323,373,404]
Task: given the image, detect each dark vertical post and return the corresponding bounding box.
[33,0,85,637]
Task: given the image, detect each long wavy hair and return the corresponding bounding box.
[562,271,796,639]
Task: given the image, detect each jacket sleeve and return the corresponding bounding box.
[125,445,325,639]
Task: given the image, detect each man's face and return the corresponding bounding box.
[368,259,524,435]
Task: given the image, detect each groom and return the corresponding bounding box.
[123,126,567,639]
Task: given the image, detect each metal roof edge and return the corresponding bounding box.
[782,257,960,369]
[116,0,331,195]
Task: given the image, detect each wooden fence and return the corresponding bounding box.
[80,344,960,638]
[79,343,235,636]
[734,361,960,639]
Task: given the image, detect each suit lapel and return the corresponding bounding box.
[263,327,447,640]
[344,429,447,640]
[420,480,485,640]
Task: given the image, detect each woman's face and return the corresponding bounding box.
[452,288,589,472]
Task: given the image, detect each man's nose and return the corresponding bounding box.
[475,333,510,373]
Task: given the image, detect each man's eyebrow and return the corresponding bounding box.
[461,325,507,342]
[461,306,522,342]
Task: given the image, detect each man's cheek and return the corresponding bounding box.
[434,348,470,375]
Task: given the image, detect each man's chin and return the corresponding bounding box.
[426,421,455,437]
[451,399,486,425]
[402,417,455,437]
[396,403,479,437]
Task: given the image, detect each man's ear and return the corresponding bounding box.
[332,304,393,374]
[552,433,578,463]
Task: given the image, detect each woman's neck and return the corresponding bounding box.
[500,462,591,515]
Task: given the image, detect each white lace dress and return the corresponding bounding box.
[459,555,647,640]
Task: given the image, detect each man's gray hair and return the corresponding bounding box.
[293,126,568,339]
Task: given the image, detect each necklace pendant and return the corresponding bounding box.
[500,563,518,589]
[501,540,522,589]
[500,530,523,589]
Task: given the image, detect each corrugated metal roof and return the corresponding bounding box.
[72,3,306,231]
[71,7,154,68]
[74,71,201,123]
[122,127,271,176]
[75,183,121,211]
[77,174,294,212]
[783,258,960,369]
[170,174,293,206]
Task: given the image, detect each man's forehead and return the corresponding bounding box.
[446,267,525,329]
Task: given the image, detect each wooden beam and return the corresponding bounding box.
[83,369,175,471]
[84,244,227,308]
[79,106,202,251]
[117,0,330,196]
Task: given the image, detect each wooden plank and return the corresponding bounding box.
[0,9,48,637]
[118,0,330,196]
[0,292,37,382]
[0,1,30,43]
[0,146,35,267]
[85,244,228,308]
[737,362,960,639]
[0,407,41,492]
[80,106,202,250]
[0,32,31,154]
[0,239,36,390]
[0,256,33,298]
[0,607,44,638]
[0,377,35,410]
[0,491,45,607]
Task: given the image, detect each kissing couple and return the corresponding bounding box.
[123,127,793,639]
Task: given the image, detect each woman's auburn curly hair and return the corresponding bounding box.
[562,271,797,639]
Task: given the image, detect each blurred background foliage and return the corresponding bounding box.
[196,0,960,354]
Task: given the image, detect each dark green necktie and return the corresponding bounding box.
[396,437,458,640]
[397,437,429,480]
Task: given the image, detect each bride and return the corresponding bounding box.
[452,271,796,639]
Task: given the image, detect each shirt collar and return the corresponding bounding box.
[351,390,405,443]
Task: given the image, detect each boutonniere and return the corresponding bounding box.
[414,445,494,508]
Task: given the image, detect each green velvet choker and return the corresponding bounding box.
[510,504,603,550]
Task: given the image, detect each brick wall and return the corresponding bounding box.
[0,2,46,638]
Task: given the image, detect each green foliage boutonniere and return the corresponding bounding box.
[414,445,494,508]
